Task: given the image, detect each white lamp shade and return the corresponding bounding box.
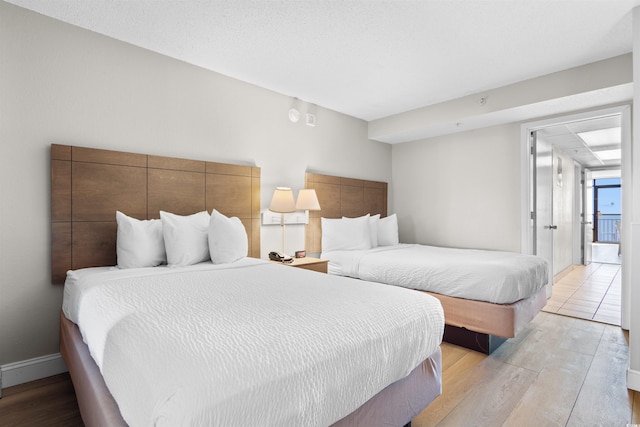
[295,189,321,211]
[269,187,296,213]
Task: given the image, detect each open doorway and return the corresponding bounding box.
[521,105,629,327]
[592,176,621,265]
[543,168,622,325]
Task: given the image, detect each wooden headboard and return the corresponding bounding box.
[51,144,261,284]
[304,172,388,254]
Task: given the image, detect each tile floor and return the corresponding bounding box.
[542,243,621,326]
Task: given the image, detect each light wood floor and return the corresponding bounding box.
[1,312,637,427]
[415,311,639,426]
[543,260,621,325]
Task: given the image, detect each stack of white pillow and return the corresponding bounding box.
[115,209,248,269]
[321,213,399,253]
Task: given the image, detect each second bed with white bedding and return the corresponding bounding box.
[63,258,444,427]
[323,244,549,304]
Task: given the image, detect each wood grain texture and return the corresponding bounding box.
[50,144,261,283]
[51,152,73,284]
[72,222,117,270]
[310,181,341,218]
[364,186,387,218]
[251,175,260,218]
[413,347,488,426]
[441,362,537,426]
[273,257,329,273]
[148,155,205,173]
[415,312,637,427]
[304,172,388,253]
[502,348,592,426]
[72,146,146,167]
[0,373,83,427]
[566,332,632,426]
[206,174,252,218]
[633,391,640,424]
[72,162,147,221]
[206,161,253,176]
[51,222,71,285]
[51,159,71,221]
[148,168,205,217]
[340,184,364,218]
[250,218,261,258]
[51,144,71,161]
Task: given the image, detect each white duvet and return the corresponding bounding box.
[322,244,548,304]
[63,258,444,427]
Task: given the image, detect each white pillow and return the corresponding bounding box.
[343,214,380,248]
[322,215,372,252]
[208,209,248,264]
[378,213,399,246]
[116,211,166,269]
[160,210,211,267]
[369,214,380,248]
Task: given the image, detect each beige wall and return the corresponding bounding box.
[0,2,391,366]
[391,124,522,252]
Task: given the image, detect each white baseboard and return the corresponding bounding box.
[1,353,68,391]
[628,368,640,392]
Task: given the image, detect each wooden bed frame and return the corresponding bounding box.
[52,145,442,426]
[304,172,547,354]
[51,144,261,284]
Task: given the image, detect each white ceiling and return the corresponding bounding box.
[6,0,640,122]
[537,115,622,169]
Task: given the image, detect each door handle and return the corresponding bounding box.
[544,225,558,230]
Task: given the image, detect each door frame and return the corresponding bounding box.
[531,132,554,297]
[583,168,594,265]
[572,162,583,265]
[520,104,631,329]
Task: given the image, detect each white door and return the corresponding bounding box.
[534,133,554,296]
[583,169,593,265]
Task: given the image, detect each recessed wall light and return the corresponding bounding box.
[288,98,300,123]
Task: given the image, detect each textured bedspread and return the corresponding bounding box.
[323,244,548,304]
[63,259,444,427]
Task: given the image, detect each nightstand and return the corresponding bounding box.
[270,257,329,273]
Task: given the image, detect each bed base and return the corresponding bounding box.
[60,312,442,427]
[443,325,507,354]
[423,286,548,354]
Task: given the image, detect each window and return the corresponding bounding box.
[594,178,621,243]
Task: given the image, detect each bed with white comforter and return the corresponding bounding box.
[323,244,549,304]
[63,258,444,427]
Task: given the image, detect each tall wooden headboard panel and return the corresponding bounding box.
[304,172,388,254]
[51,144,261,284]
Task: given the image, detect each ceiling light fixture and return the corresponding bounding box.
[577,127,621,147]
[593,149,622,161]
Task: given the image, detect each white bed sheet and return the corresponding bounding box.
[63,258,444,427]
[322,244,548,304]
